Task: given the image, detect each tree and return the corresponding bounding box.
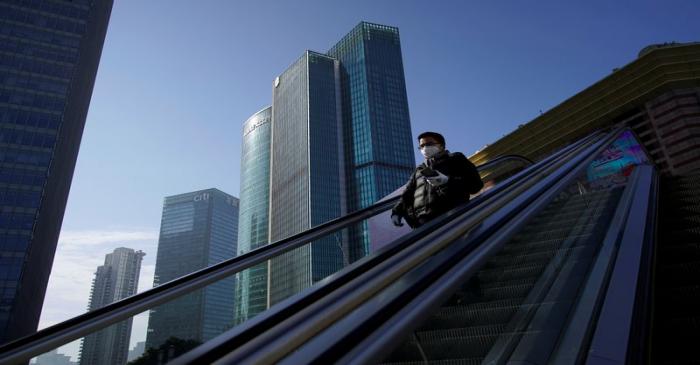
[128,337,201,365]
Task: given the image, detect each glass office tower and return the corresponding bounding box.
[268,51,346,305]
[145,189,239,350]
[0,0,114,343]
[234,106,272,324]
[79,248,145,365]
[328,22,415,260]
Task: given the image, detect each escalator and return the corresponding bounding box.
[652,172,700,364]
[0,129,668,365]
[382,188,623,364]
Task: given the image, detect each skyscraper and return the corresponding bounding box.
[328,22,415,260]
[234,106,272,324]
[145,189,239,350]
[0,0,114,343]
[79,248,145,365]
[265,22,414,305]
[268,51,346,305]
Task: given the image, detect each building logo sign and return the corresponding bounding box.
[244,117,270,137]
[194,193,210,202]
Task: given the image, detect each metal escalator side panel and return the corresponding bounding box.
[584,166,658,365]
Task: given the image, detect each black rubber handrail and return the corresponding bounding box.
[313,130,623,365]
[476,154,534,172]
[171,132,603,364]
[187,129,615,364]
[0,153,537,364]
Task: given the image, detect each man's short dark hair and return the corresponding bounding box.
[418,131,445,146]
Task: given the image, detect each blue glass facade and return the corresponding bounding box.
[0,0,113,343]
[145,189,239,350]
[328,22,415,260]
[261,23,415,306]
[234,107,271,324]
[268,51,345,305]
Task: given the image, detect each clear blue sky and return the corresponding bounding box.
[42,0,699,358]
[63,0,699,232]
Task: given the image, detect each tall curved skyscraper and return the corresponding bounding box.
[234,106,272,324]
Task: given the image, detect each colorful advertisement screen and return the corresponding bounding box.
[586,130,649,187]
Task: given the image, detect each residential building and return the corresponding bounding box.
[79,248,145,365]
[34,349,75,365]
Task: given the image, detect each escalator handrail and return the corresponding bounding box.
[170,131,607,364]
[306,129,625,365]
[212,129,621,365]
[475,154,534,172]
[0,153,534,362]
[282,129,624,365]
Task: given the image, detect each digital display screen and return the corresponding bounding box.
[587,130,649,187]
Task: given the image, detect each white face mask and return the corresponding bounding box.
[421,145,441,159]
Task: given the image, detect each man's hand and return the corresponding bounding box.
[391,214,404,227]
[426,170,449,187]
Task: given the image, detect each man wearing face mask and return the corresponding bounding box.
[391,131,483,228]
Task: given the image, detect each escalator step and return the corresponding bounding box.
[417,324,506,342]
[657,260,700,283]
[675,174,700,183]
[657,243,700,262]
[479,276,538,291]
[655,285,700,316]
[537,198,612,217]
[653,316,700,364]
[509,225,599,245]
[658,316,700,333]
[426,301,521,330]
[677,197,700,205]
[518,210,609,233]
[478,282,533,302]
[499,238,565,256]
[478,263,544,283]
[660,212,700,223]
[383,187,623,365]
[540,193,614,211]
[387,327,504,361]
[486,245,595,269]
[661,229,700,242]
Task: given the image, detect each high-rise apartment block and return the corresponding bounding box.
[145,189,239,350]
[0,0,114,343]
[79,248,145,365]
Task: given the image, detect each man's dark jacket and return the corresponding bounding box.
[393,150,483,228]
